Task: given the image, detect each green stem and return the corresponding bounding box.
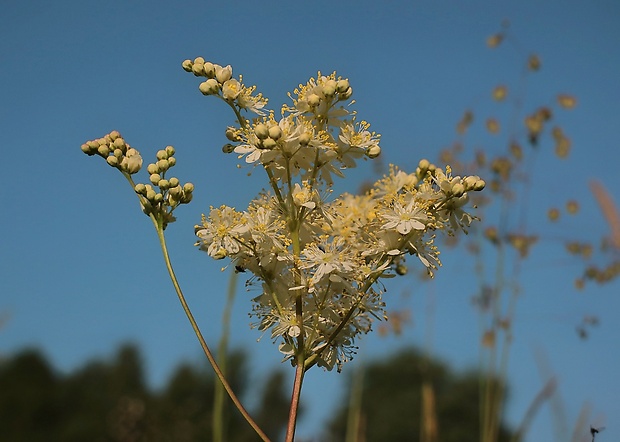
[213,270,238,442]
[152,218,270,442]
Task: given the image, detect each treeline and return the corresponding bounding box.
[0,345,512,441]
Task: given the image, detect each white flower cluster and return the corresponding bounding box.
[188,61,485,371]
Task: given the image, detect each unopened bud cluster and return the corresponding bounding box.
[81,131,143,175]
[82,131,194,229]
[182,57,267,114]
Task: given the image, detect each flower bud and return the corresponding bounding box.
[367,145,381,158]
[183,182,194,193]
[307,93,320,107]
[215,64,233,83]
[106,156,119,167]
[156,149,168,160]
[154,193,164,203]
[191,62,204,76]
[81,143,94,155]
[150,173,162,185]
[168,185,183,199]
[336,79,350,93]
[147,163,159,174]
[339,87,353,100]
[158,179,170,189]
[262,137,277,150]
[167,156,176,167]
[203,62,215,78]
[322,79,337,97]
[134,183,147,195]
[222,143,235,153]
[193,56,205,64]
[168,177,180,187]
[418,159,430,170]
[109,131,121,141]
[146,188,157,200]
[299,132,312,146]
[97,145,110,156]
[452,182,465,197]
[474,179,486,191]
[268,125,282,140]
[464,176,478,190]
[157,159,169,171]
[165,145,175,156]
[182,59,193,72]
[254,123,269,140]
[199,79,219,95]
[225,127,240,141]
[112,138,124,150]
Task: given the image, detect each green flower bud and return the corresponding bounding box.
[157,159,169,171]
[336,79,350,93]
[134,183,147,195]
[81,143,94,155]
[222,143,235,153]
[165,145,175,156]
[154,193,164,203]
[203,62,215,78]
[464,176,478,190]
[339,87,353,100]
[156,149,168,160]
[183,182,194,193]
[168,185,183,198]
[322,80,337,97]
[262,137,277,150]
[307,93,320,107]
[106,156,119,167]
[158,179,170,190]
[181,192,193,204]
[367,145,381,159]
[167,157,176,167]
[268,125,282,140]
[225,127,240,141]
[112,138,125,149]
[452,182,465,197]
[254,123,269,140]
[97,145,110,156]
[191,62,204,76]
[182,59,193,72]
[168,177,180,187]
[147,163,159,174]
[299,132,312,146]
[199,79,220,95]
[150,173,161,185]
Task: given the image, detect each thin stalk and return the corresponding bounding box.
[212,270,238,442]
[153,219,270,442]
[285,360,305,442]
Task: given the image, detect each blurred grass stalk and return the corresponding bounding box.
[212,269,238,442]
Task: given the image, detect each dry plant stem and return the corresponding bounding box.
[153,219,270,442]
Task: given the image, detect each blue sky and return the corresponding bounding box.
[1,0,619,440]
